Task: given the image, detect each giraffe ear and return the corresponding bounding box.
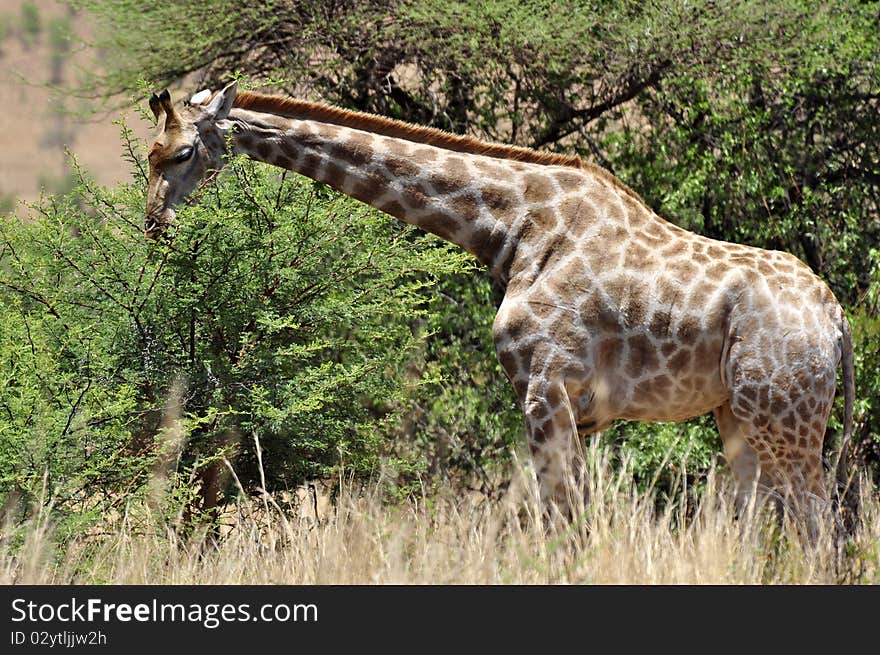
[149,92,163,121]
[189,89,212,105]
[204,81,238,120]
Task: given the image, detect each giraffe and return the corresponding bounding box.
[144,82,855,527]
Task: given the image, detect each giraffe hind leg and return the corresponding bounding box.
[718,398,829,542]
[714,403,776,518]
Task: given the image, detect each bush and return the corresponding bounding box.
[848,252,880,471]
[18,1,41,48]
[0,129,477,526]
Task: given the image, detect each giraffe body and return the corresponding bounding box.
[144,83,854,521]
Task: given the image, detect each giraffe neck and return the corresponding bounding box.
[222,107,573,285]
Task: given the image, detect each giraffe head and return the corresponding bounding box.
[144,81,239,238]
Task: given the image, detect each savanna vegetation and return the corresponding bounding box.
[2,0,879,582]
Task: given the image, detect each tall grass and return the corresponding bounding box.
[2,445,877,585]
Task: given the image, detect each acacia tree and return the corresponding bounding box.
[0,148,476,522]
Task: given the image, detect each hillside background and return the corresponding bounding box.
[0,0,134,207]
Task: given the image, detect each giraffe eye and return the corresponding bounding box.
[174,147,194,163]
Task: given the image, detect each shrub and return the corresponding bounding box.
[18,1,41,48]
[0,129,475,526]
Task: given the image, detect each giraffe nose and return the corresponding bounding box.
[144,208,175,239]
[144,221,162,239]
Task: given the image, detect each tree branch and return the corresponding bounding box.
[532,61,671,148]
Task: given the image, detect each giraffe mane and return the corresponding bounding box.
[231,91,644,203]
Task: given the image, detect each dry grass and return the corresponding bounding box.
[2,448,878,585]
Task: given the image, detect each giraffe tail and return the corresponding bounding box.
[834,312,858,533]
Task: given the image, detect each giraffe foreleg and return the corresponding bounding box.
[523,379,588,524]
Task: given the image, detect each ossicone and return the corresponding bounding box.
[149,88,179,129]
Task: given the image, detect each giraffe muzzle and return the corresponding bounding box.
[144,208,175,239]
